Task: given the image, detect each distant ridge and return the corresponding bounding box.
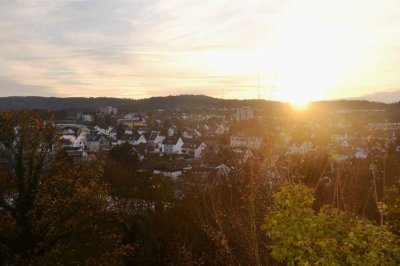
[0,95,277,112]
[0,95,395,112]
[354,89,400,103]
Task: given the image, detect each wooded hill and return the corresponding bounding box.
[0,94,397,112]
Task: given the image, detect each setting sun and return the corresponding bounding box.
[271,0,356,105]
[290,100,310,111]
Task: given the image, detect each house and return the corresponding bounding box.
[168,127,175,137]
[118,133,146,146]
[189,164,231,179]
[181,140,207,159]
[342,140,350,148]
[221,147,253,164]
[137,127,151,135]
[287,141,313,155]
[354,149,368,159]
[84,134,111,152]
[61,133,85,149]
[63,146,88,164]
[182,128,202,139]
[332,134,348,143]
[123,113,142,120]
[145,131,165,145]
[332,146,353,162]
[81,113,94,122]
[230,133,262,150]
[162,136,183,154]
[120,119,146,127]
[214,124,228,135]
[133,143,148,161]
[144,131,165,153]
[153,165,183,180]
[62,126,76,135]
[93,126,113,136]
[109,127,117,139]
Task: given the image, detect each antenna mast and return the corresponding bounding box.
[258,73,261,100]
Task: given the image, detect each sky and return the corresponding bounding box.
[0,0,400,102]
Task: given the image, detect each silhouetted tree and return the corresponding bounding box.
[0,111,130,265]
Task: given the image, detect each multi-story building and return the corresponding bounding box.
[235,107,254,121]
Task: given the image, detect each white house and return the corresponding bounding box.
[62,126,76,135]
[118,133,146,146]
[63,146,88,164]
[230,133,262,150]
[181,140,207,159]
[287,141,314,155]
[332,134,348,143]
[84,134,111,152]
[162,136,184,154]
[145,131,165,153]
[81,113,94,122]
[182,128,202,139]
[167,127,175,137]
[354,149,368,159]
[214,125,228,135]
[153,166,183,180]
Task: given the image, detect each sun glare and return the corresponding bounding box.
[290,99,309,111]
[186,0,364,101]
[269,0,363,105]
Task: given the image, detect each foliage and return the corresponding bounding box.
[263,182,400,266]
[0,110,130,265]
[385,181,400,235]
[116,123,125,139]
[109,142,139,164]
[343,222,400,265]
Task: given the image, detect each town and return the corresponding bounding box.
[2,97,400,265]
[55,101,400,191]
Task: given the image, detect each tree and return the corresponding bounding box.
[116,123,125,140]
[0,111,130,265]
[385,180,400,235]
[109,142,139,164]
[180,159,276,265]
[263,182,400,265]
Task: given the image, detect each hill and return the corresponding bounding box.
[0,95,280,112]
[0,95,397,112]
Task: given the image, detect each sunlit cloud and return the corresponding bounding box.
[0,0,399,101]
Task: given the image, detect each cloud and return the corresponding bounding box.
[0,0,399,99]
[0,77,56,97]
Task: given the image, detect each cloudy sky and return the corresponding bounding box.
[0,0,400,102]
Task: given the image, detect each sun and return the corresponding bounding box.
[290,99,310,111]
[272,33,336,106]
[270,0,352,105]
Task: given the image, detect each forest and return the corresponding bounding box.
[1,110,400,265]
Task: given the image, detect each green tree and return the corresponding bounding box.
[263,182,400,265]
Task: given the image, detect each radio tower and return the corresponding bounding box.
[258,73,260,100]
